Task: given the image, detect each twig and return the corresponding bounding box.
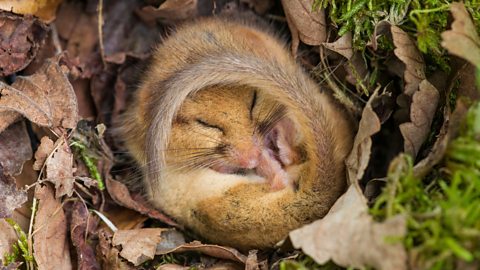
[97,0,106,68]
[50,24,63,55]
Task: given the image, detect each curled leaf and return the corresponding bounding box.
[0,121,32,176]
[289,185,407,270]
[0,165,27,218]
[45,138,75,198]
[346,90,382,183]
[0,58,78,131]
[0,12,47,76]
[441,2,480,68]
[33,136,54,171]
[112,228,184,266]
[33,184,72,270]
[105,178,179,227]
[399,80,440,157]
[70,201,101,270]
[391,25,426,96]
[322,32,353,59]
[281,0,326,55]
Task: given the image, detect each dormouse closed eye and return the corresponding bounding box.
[195,118,225,134]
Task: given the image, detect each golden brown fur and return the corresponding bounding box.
[120,17,354,250]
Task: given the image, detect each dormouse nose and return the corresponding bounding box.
[233,139,261,169]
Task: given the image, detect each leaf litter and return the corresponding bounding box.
[0,1,479,270]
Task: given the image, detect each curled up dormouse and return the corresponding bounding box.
[119,17,354,250]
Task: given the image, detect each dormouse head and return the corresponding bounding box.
[166,85,306,187]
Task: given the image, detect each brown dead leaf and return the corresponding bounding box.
[0,57,78,131]
[70,201,101,270]
[0,0,63,23]
[0,12,47,76]
[112,228,178,266]
[345,90,382,183]
[441,2,480,68]
[33,184,72,270]
[140,0,198,24]
[0,165,27,218]
[0,218,18,258]
[399,80,440,157]
[0,121,32,176]
[33,136,54,171]
[105,177,179,227]
[45,137,74,198]
[414,62,480,177]
[97,229,135,270]
[322,32,354,60]
[159,241,247,264]
[281,0,326,55]
[289,185,407,270]
[391,25,426,96]
[102,207,148,231]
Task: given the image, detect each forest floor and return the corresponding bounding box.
[0,1,479,270]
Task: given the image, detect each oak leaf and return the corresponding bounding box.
[0,121,32,176]
[281,0,326,55]
[399,80,440,157]
[0,58,78,132]
[391,25,426,96]
[0,165,27,218]
[290,185,407,270]
[345,90,382,183]
[45,138,75,198]
[441,2,480,68]
[33,184,72,270]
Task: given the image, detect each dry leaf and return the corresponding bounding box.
[414,63,480,177]
[102,207,148,231]
[399,80,440,157]
[322,32,354,59]
[140,0,198,24]
[45,137,74,198]
[105,178,179,227]
[159,241,247,264]
[97,229,135,270]
[70,201,101,270]
[391,25,426,96]
[281,0,326,54]
[0,0,63,23]
[33,136,54,171]
[0,121,32,175]
[441,2,480,68]
[0,165,27,218]
[33,184,72,270]
[0,218,18,258]
[345,90,382,183]
[290,185,407,270]
[0,12,47,76]
[0,58,78,131]
[112,228,178,266]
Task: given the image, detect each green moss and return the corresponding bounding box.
[370,102,480,270]
[71,140,105,190]
[313,0,480,71]
[3,218,35,267]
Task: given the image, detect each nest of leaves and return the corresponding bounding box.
[0,0,479,270]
